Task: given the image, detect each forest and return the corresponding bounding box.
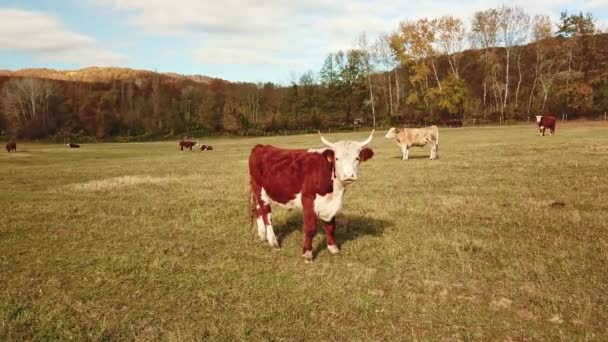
[1,8,607,140]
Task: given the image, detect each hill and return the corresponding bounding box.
[0,67,221,85]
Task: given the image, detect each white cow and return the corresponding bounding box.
[385,126,439,160]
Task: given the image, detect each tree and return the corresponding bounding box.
[471,9,499,116]
[497,6,530,121]
[527,15,553,116]
[1,78,57,138]
[436,16,467,78]
[358,33,377,127]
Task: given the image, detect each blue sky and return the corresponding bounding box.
[1,0,606,84]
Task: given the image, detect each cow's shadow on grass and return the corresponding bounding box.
[276,213,389,257]
[391,155,431,160]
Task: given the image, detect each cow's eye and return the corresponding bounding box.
[335,158,339,161]
[356,157,360,161]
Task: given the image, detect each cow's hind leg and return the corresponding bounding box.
[255,201,278,248]
[262,205,278,248]
[430,142,438,160]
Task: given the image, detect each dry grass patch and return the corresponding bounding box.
[67,174,195,192]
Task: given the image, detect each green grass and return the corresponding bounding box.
[1,123,608,340]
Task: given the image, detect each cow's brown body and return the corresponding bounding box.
[179,140,196,151]
[536,115,556,136]
[5,142,16,152]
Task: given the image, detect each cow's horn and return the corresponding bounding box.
[318,131,335,148]
[359,130,375,147]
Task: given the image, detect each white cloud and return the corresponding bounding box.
[86,0,601,81]
[0,8,127,66]
[587,0,608,8]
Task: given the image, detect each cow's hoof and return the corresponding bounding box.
[302,251,313,263]
[327,244,340,254]
[268,238,279,248]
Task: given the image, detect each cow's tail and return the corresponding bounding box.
[249,183,257,232]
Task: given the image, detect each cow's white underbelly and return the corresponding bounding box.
[261,188,303,210]
[260,186,345,222]
[314,189,345,222]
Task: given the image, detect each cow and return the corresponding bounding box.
[249,131,375,263]
[535,115,556,136]
[5,141,16,152]
[384,126,439,160]
[179,139,197,151]
[199,144,213,151]
[67,142,80,148]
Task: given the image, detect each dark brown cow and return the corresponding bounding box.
[249,131,374,262]
[67,142,80,148]
[5,141,16,152]
[179,140,197,151]
[535,115,557,136]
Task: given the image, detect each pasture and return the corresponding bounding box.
[1,123,608,340]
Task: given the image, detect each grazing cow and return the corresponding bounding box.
[67,142,80,148]
[535,115,556,136]
[249,131,375,262]
[179,139,197,151]
[384,126,439,160]
[5,141,16,152]
[199,144,213,151]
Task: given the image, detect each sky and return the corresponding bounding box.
[0,0,606,84]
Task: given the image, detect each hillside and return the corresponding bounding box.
[0,67,221,85]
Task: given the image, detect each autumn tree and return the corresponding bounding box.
[497,6,530,121]
[471,8,500,116]
[1,78,58,138]
[435,16,467,78]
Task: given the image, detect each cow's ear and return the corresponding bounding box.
[322,149,335,163]
[359,148,374,162]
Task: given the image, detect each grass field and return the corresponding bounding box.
[1,123,608,340]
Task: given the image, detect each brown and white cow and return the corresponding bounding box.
[179,140,197,151]
[199,144,213,151]
[67,142,80,148]
[384,126,439,160]
[535,115,556,136]
[5,141,16,152]
[249,131,375,262]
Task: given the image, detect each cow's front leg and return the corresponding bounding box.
[301,197,317,263]
[322,217,339,254]
[401,145,409,160]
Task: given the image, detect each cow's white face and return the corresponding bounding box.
[333,141,364,184]
[319,131,374,185]
[384,128,396,139]
[536,115,542,123]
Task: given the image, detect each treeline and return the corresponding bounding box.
[1,7,607,140]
